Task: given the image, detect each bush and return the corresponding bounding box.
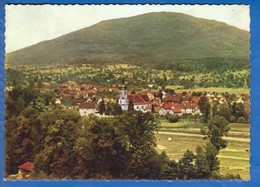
[230,115,236,123]
[167,114,179,123]
[237,116,247,123]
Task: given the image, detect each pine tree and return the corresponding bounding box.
[128,100,134,111]
[151,104,155,113]
[99,99,106,115]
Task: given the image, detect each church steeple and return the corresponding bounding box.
[119,77,128,110]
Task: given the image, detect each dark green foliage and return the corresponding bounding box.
[99,99,106,114]
[237,116,247,123]
[198,96,211,123]
[198,96,209,114]
[118,111,160,151]
[231,102,248,122]
[178,150,196,179]
[128,100,134,111]
[204,103,211,123]
[151,104,155,113]
[207,116,230,151]
[217,104,232,121]
[114,103,123,115]
[167,114,179,123]
[195,146,211,179]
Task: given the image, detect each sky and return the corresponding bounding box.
[5,5,250,53]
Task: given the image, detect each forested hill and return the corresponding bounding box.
[6,12,250,71]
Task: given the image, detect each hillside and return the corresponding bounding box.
[6,12,250,70]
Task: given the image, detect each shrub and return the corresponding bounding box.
[237,116,247,123]
[167,114,179,123]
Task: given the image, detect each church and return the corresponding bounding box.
[118,78,129,110]
[118,78,152,112]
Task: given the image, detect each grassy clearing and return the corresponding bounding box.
[229,123,250,132]
[155,122,250,179]
[165,86,249,95]
[160,119,204,129]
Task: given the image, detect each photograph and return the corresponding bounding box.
[4,4,250,180]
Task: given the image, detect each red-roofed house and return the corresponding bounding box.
[159,102,175,115]
[128,94,152,111]
[191,96,201,104]
[17,162,34,177]
[79,102,97,116]
[169,107,183,116]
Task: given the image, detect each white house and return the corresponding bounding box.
[79,102,97,116]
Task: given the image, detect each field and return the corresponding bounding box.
[165,86,250,95]
[156,121,250,180]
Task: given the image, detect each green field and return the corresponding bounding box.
[165,86,250,95]
[156,121,250,179]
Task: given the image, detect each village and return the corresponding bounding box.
[36,79,250,118]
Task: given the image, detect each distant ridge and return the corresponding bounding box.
[6,12,250,68]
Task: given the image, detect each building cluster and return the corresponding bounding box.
[36,81,250,117]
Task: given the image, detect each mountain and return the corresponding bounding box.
[6,12,250,69]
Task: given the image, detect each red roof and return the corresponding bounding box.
[128,94,152,104]
[80,102,96,109]
[162,102,174,109]
[191,96,201,104]
[181,102,197,109]
[163,94,181,103]
[172,107,182,113]
[18,162,34,171]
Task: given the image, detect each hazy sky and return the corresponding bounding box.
[6,5,250,53]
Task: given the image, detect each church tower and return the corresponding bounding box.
[119,78,128,110]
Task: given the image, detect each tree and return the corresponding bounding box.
[204,103,211,123]
[113,103,123,115]
[198,96,210,123]
[119,111,160,151]
[198,96,208,114]
[99,99,106,115]
[128,100,134,111]
[212,103,218,117]
[159,152,179,180]
[34,119,78,178]
[178,150,196,179]
[33,108,80,178]
[5,116,36,175]
[207,116,230,151]
[118,111,161,179]
[195,146,211,179]
[151,104,155,113]
[204,143,220,175]
[231,102,246,121]
[74,115,130,179]
[217,104,231,121]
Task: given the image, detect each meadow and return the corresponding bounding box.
[156,120,250,179]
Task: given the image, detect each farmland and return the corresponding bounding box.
[156,121,250,179]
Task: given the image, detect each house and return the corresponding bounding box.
[128,94,152,111]
[163,93,182,103]
[79,102,97,116]
[55,98,61,105]
[182,93,192,102]
[18,162,34,177]
[236,98,244,104]
[181,102,198,114]
[191,96,201,104]
[169,107,183,116]
[159,102,175,115]
[146,105,161,113]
